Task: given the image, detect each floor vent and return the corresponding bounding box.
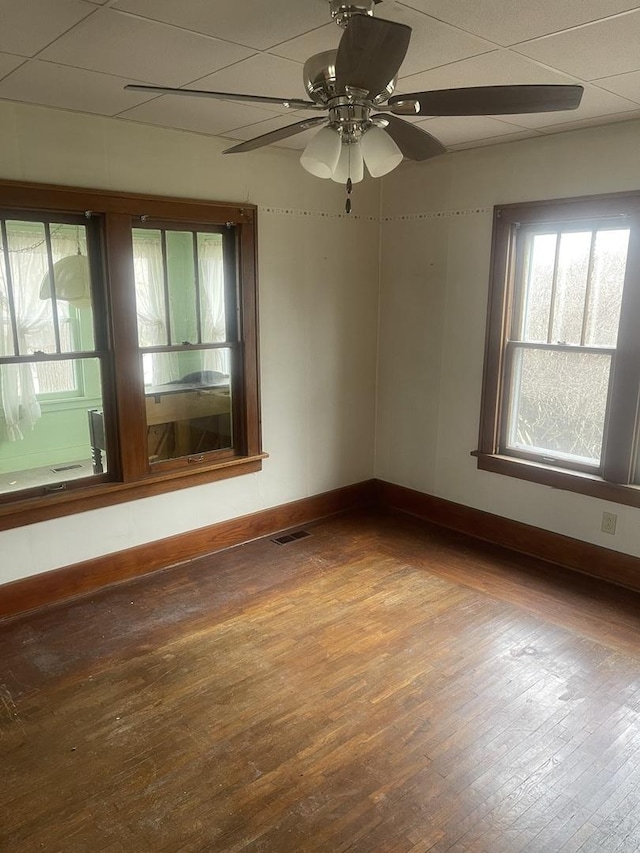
[271,530,311,546]
[50,464,84,473]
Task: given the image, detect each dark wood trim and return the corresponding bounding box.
[475,452,640,508]
[0,480,377,620]
[239,214,261,458]
[480,190,640,495]
[3,476,639,622]
[0,178,256,224]
[478,209,515,454]
[375,480,640,592]
[0,180,262,529]
[495,192,640,225]
[104,212,148,482]
[0,455,266,532]
[601,210,640,483]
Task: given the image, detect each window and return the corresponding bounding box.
[477,192,640,507]
[0,181,262,529]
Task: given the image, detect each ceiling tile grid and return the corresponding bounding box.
[0,0,639,155]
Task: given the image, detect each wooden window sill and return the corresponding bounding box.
[0,453,268,532]
[473,451,640,508]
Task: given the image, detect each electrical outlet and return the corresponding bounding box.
[601,511,617,535]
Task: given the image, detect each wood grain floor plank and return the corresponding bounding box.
[2,510,640,851]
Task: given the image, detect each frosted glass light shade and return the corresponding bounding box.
[331,142,364,184]
[39,254,91,307]
[300,126,342,178]
[361,126,403,177]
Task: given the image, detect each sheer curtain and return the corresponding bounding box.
[132,232,179,386]
[199,236,229,376]
[0,227,78,441]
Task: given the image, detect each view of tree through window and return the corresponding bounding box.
[479,193,640,504]
[506,225,629,467]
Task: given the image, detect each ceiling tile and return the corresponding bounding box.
[0,53,27,82]
[375,4,495,77]
[271,6,494,79]
[0,61,153,115]
[39,9,254,87]
[119,95,283,137]
[0,0,95,57]
[416,115,532,146]
[449,130,542,150]
[535,108,640,134]
[515,11,640,80]
[192,54,309,109]
[112,0,330,50]
[595,70,640,104]
[397,49,573,93]
[268,23,339,64]
[400,0,640,47]
[497,84,638,128]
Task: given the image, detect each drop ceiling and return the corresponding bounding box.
[2,0,640,155]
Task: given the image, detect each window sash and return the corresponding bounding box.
[500,342,614,473]
[478,193,640,500]
[0,180,261,528]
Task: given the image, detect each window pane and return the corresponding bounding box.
[167,230,198,346]
[505,347,610,467]
[0,220,94,360]
[551,231,591,345]
[0,358,107,494]
[33,358,79,397]
[198,233,227,343]
[48,223,95,352]
[584,229,629,347]
[144,349,232,462]
[521,232,556,342]
[132,229,168,348]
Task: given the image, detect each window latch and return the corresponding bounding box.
[187,454,205,464]
[44,483,67,493]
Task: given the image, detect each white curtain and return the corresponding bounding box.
[0,226,78,441]
[132,232,179,386]
[199,236,229,376]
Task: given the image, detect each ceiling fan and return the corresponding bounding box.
[126,0,583,208]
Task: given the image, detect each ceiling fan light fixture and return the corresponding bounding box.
[300,126,342,178]
[331,141,364,184]
[361,125,403,177]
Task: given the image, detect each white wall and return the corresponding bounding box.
[0,101,380,584]
[376,118,640,558]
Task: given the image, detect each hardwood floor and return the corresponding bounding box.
[2,509,640,852]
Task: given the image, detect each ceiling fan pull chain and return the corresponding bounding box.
[345,175,353,215]
[344,143,354,215]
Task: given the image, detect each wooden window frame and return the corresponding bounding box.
[0,179,264,531]
[476,190,640,509]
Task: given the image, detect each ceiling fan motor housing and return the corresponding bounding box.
[304,49,397,106]
[330,0,376,28]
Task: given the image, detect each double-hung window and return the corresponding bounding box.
[0,180,262,529]
[477,192,640,506]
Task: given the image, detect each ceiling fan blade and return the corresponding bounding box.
[124,84,323,111]
[223,117,328,154]
[336,15,411,99]
[389,84,584,116]
[374,114,447,161]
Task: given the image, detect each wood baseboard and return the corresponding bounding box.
[4,476,638,621]
[0,480,376,620]
[375,480,640,593]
